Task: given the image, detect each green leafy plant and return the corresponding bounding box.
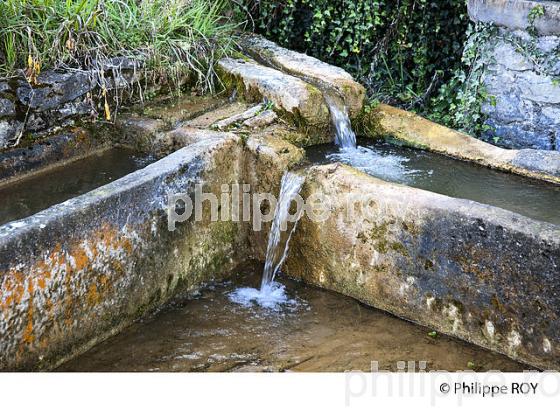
[428,23,496,136]
[527,4,545,36]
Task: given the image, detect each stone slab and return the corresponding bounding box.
[239,35,365,116]
[217,58,330,127]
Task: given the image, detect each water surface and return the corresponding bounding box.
[59,265,528,372]
[0,147,153,226]
[306,139,560,225]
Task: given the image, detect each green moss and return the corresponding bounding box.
[390,241,408,256]
[401,220,421,238]
[275,127,329,147]
[369,222,389,253]
[385,134,429,151]
[210,221,238,244]
[355,109,383,138]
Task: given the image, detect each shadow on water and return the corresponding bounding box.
[59,264,531,372]
[306,138,560,225]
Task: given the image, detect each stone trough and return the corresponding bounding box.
[287,164,560,370]
[0,36,559,371]
[0,135,248,370]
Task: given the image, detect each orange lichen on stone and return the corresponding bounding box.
[35,259,51,280]
[122,238,133,254]
[1,221,139,360]
[99,275,109,286]
[72,247,90,272]
[22,301,34,345]
[2,270,26,308]
[87,283,100,306]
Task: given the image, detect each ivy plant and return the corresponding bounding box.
[236,0,471,128]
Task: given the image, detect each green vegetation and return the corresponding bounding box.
[429,23,495,136]
[0,0,238,92]
[234,0,477,130]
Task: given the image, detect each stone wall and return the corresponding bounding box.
[468,0,560,150]
[0,57,178,151]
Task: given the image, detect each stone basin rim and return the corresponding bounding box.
[309,161,560,233]
[2,132,559,243]
[0,136,232,240]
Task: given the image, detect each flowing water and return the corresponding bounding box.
[230,93,354,306]
[307,138,560,225]
[261,172,306,288]
[229,171,305,309]
[325,94,356,149]
[0,147,154,226]
[59,264,529,372]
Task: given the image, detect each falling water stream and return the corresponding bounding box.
[230,93,357,308]
[229,171,305,309]
[260,172,306,289]
[324,94,357,149]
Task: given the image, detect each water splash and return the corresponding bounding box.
[324,94,356,149]
[229,171,305,310]
[327,145,424,183]
[228,282,297,311]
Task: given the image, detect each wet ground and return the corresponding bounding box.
[306,138,560,225]
[0,147,153,226]
[60,264,529,372]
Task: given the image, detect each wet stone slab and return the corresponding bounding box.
[217,58,330,128]
[59,265,528,372]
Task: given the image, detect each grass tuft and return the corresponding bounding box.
[0,0,240,93]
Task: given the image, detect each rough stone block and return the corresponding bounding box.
[493,42,534,71]
[468,0,560,36]
[16,71,95,111]
[239,35,365,116]
[482,94,534,124]
[487,121,554,150]
[518,70,560,104]
[217,58,330,127]
[0,98,15,118]
[0,120,23,149]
